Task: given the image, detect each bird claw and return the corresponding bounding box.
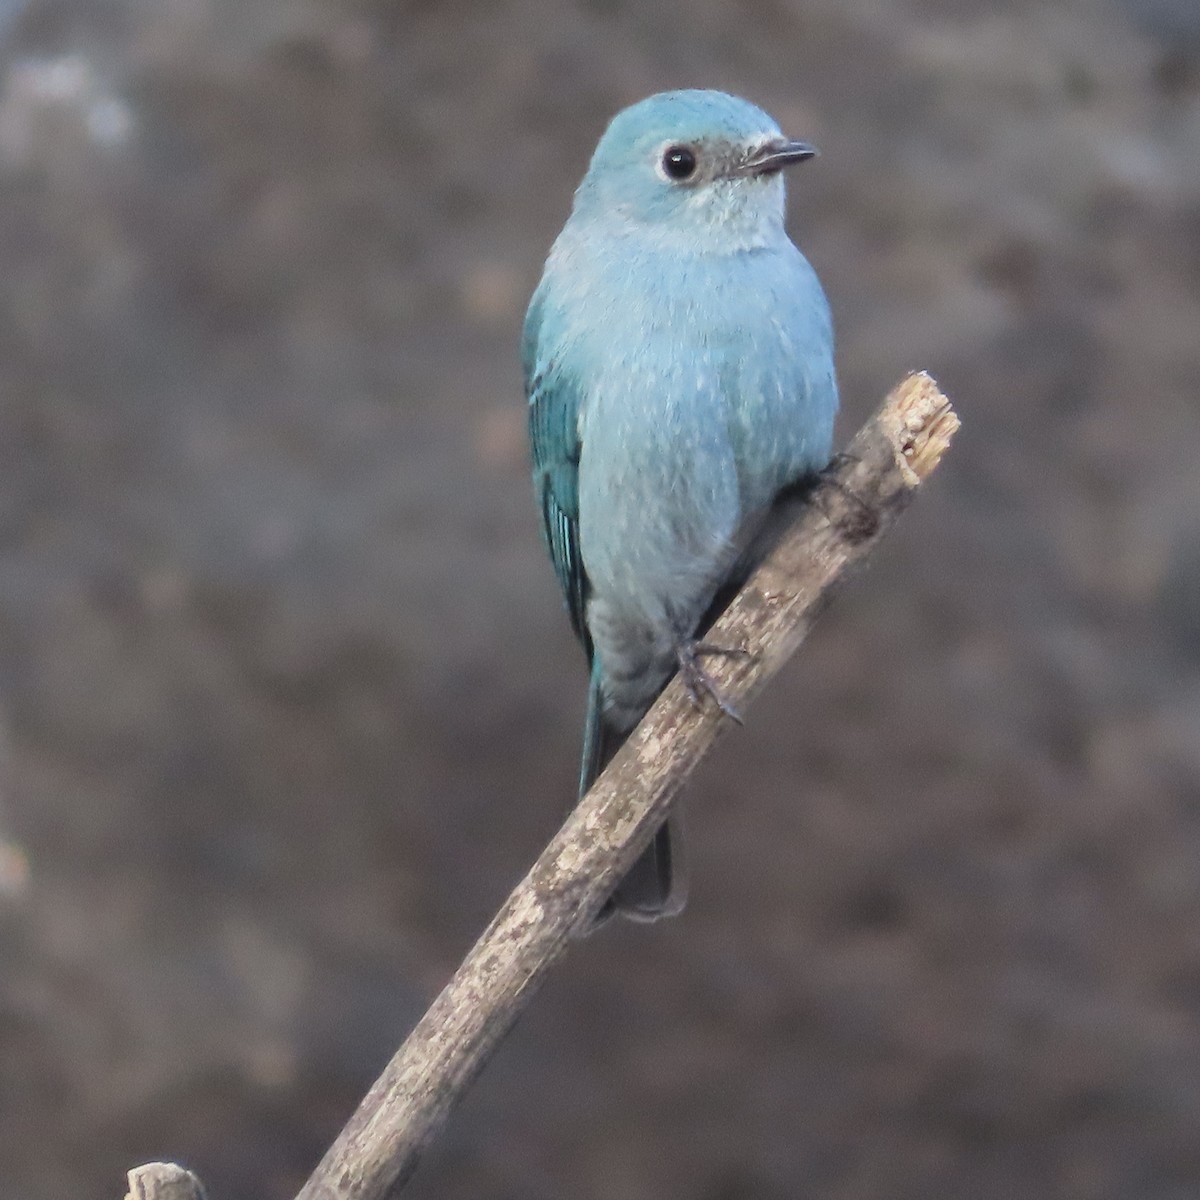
[817,454,878,541]
[675,639,753,723]
[823,451,861,474]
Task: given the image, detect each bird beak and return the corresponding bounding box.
[733,138,818,177]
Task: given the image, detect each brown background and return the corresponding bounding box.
[2,1,1199,1197]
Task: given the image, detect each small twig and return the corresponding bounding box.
[122,373,959,1200]
[124,1163,207,1200]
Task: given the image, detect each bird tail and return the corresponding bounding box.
[580,659,685,926]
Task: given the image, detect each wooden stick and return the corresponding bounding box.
[122,373,958,1200]
[124,1163,207,1200]
[294,372,958,1199]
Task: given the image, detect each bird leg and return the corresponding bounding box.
[674,639,753,724]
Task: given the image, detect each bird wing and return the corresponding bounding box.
[524,291,590,653]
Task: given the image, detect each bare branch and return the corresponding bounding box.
[289,371,960,1200]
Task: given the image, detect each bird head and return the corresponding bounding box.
[570,90,816,250]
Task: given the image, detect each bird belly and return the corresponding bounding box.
[569,245,837,729]
[578,375,742,729]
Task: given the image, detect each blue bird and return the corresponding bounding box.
[524,90,839,922]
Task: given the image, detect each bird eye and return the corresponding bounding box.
[661,145,698,181]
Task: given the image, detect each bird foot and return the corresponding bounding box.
[675,639,753,724]
[818,453,879,541]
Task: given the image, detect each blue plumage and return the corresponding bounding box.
[525,90,839,921]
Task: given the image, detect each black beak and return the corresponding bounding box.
[734,138,818,177]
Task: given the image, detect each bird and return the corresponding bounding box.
[524,89,839,923]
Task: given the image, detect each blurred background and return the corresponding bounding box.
[1,0,1198,1197]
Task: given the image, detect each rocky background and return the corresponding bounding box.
[1,1,1199,1197]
